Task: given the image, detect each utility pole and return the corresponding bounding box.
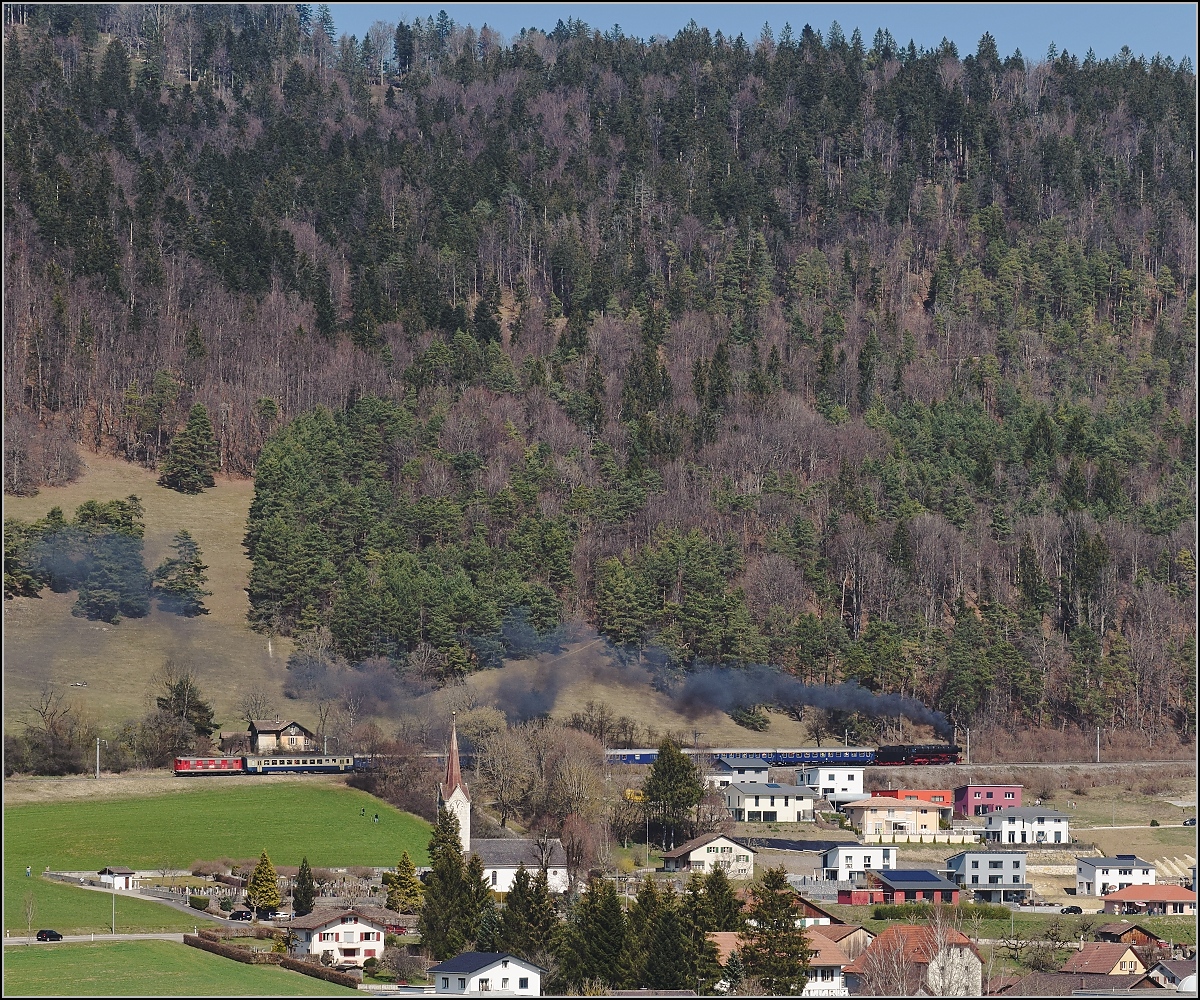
[1096,726,1100,764]
[966,729,971,766]
[96,739,108,780]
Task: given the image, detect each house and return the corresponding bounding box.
[286,906,388,967]
[1077,855,1156,897]
[944,850,1032,905]
[1101,885,1197,916]
[248,720,317,754]
[724,783,815,823]
[1148,959,1196,990]
[1061,942,1146,976]
[470,842,569,895]
[996,971,1163,994]
[841,798,943,837]
[797,765,865,808]
[819,845,897,882]
[953,783,1022,817]
[98,866,138,889]
[837,869,959,905]
[842,923,982,996]
[703,756,771,788]
[661,833,755,879]
[429,952,543,996]
[871,788,954,824]
[809,923,875,961]
[981,806,1070,845]
[709,930,851,997]
[1094,923,1166,949]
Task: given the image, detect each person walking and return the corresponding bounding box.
[373,813,379,823]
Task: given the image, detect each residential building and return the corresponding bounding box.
[944,850,1032,905]
[953,783,1022,817]
[661,833,755,879]
[1077,855,1156,897]
[1060,942,1146,976]
[469,840,569,895]
[429,952,543,996]
[725,782,815,823]
[871,788,953,812]
[819,845,897,882]
[97,866,137,890]
[1148,959,1196,990]
[837,869,959,905]
[981,806,1070,845]
[248,719,317,754]
[710,931,850,997]
[703,756,770,788]
[841,798,943,837]
[1101,885,1197,916]
[286,906,388,967]
[1094,923,1166,949]
[842,924,982,996]
[797,766,865,808]
[998,971,1160,994]
[809,923,875,961]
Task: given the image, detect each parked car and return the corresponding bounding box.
[36,930,64,941]
[229,910,252,921]
[1183,817,1196,826]
[1061,905,1083,914]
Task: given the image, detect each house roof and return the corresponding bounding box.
[809,923,873,945]
[843,923,979,975]
[946,850,1028,863]
[983,806,1071,820]
[873,869,959,891]
[1095,922,1164,942]
[98,866,136,875]
[1061,943,1140,974]
[428,952,543,975]
[470,838,566,869]
[712,756,771,770]
[248,719,314,735]
[1081,855,1155,869]
[726,782,814,796]
[709,931,739,965]
[1103,885,1196,903]
[706,931,849,969]
[998,972,1160,995]
[288,906,389,931]
[1152,959,1196,979]
[661,832,755,861]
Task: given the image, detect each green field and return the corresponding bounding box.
[5,781,430,933]
[3,940,357,996]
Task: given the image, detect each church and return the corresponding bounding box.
[437,718,570,894]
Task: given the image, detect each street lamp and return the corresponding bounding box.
[96,738,108,780]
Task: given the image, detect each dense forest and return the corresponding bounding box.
[2,5,1195,745]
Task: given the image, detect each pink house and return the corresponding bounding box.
[954,783,1022,817]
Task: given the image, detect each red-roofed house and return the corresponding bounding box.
[843,924,982,996]
[809,922,875,961]
[1061,943,1146,976]
[1102,885,1197,916]
[708,930,852,996]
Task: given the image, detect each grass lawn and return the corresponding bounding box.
[3,940,357,996]
[5,781,430,933]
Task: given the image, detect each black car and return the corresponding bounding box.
[1183,817,1197,827]
[1061,905,1083,914]
[228,911,253,921]
[36,929,64,941]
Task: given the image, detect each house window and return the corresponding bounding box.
[748,811,761,821]
[989,861,1003,869]
[971,876,979,884]
[762,811,777,822]
[366,949,376,958]
[519,978,529,990]
[491,871,498,886]
[971,861,979,869]
[986,792,993,798]
[502,979,509,989]
[974,792,982,798]
[459,978,467,989]
[320,932,336,941]
[1013,876,1021,884]
[1012,860,1021,868]
[443,979,450,989]
[1005,792,1015,799]
[480,978,490,991]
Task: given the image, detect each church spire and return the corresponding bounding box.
[442,713,469,800]
[438,713,471,853]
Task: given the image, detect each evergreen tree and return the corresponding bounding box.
[463,852,495,946]
[293,856,316,916]
[644,902,690,990]
[738,867,811,995]
[475,903,501,952]
[524,867,558,959]
[155,664,217,737]
[724,949,746,993]
[564,877,628,990]
[246,851,281,916]
[158,404,218,494]
[624,876,662,984]
[704,865,743,931]
[152,529,211,616]
[643,738,703,848]
[499,865,534,956]
[385,851,424,913]
[419,809,469,960]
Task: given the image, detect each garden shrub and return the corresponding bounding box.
[189,894,210,910]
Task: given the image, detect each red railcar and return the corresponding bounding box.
[173,756,246,775]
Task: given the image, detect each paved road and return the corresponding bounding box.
[5,933,185,946]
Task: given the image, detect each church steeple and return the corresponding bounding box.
[437,714,470,852]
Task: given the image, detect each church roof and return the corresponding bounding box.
[439,719,470,802]
[470,838,566,868]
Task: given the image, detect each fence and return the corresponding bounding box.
[861,832,981,844]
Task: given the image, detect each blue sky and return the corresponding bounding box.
[326,3,1197,65]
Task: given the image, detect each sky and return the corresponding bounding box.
[326,2,1198,66]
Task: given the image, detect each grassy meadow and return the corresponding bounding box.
[4,780,430,933]
[3,940,357,996]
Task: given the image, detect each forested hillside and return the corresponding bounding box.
[3,5,1195,746]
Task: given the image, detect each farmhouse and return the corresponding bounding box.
[660,832,755,878]
[1077,855,1156,896]
[724,782,815,822]
[953,783,1022,817]
[429,952,543,996]
[248,720,318,754]
[818,845,898,881]
[703,755,770,787]
[1095,923,1166,949]
[796,765,865,808]
[1060,942,1147,976]
[981,806,1070,845]
[1101,885,1197,916]
[286,906,388,967]
[944,850,1032,905]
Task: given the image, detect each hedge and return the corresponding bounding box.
[189,895,210,910]
[183,934,282,965]
[871,902,1011,921]
[278,957,361,988]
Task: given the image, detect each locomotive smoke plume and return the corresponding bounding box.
[673,663,954,741]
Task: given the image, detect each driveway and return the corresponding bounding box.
[4,932,186,946]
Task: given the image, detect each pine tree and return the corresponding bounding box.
[644,902,690,990]
[738,867,811,995]
[420,809,469,960]
[643,738,703,848]
[293,856,316,916]
[524,867,558,959]
[246,850,281,917]
[703,865,743,931]
[462,852,494,946]
[564,877,628,990]
[158,404,218,494]
[152,529,211,616]
[499,865,533,956]
[385,851,424,913]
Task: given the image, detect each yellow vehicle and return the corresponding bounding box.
[624,788,646,803]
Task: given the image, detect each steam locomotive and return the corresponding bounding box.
[173,753,373,775]
[603,743,961,767]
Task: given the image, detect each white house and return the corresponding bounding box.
[97,866,138,890]
[725,782,815,823]
[470,842,569,895]
[429,952,543,996]
[286,906,388,967]
[982,806,1070,845]
[1077,855,1156,897]
[819,845,897,882]
[703,755,771,788]
[944,850,1032,904]
[661,832,756,879]
[797,766,865,808]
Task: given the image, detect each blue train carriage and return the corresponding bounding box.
[243,753,357,773]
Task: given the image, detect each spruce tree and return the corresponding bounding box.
[385,851,424,913]
[624,876,662,984]
[158,403,218,494]
[462,852,494,947]
[153,529,212,616]
[246,851,281,917]
[644,902,690,990]
[293,856,316,916]
[524,867,558,959]
[499,865,533,956]
[738,867,811,995]
[643,738,703,848]
[420,809,467,960]
[704,866,743,931]
[565,877,628,990]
